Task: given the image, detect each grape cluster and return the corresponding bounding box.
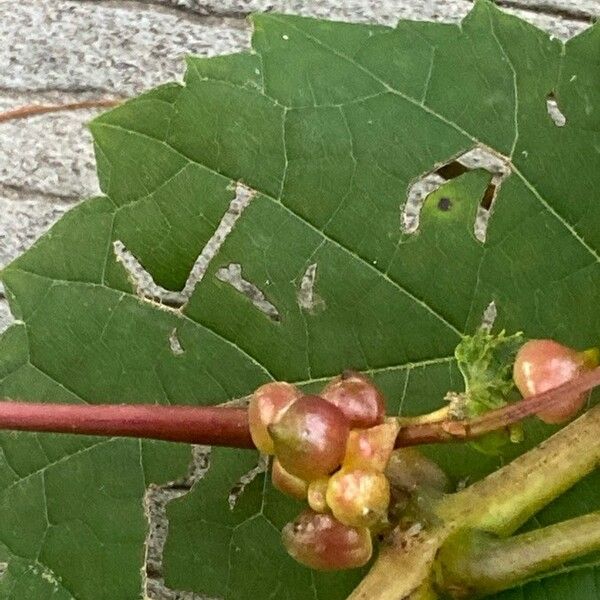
[246,338,598,571]
[249,371,398,570]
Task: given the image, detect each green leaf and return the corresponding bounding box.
[0,1,599,598]
[164,448,367,599]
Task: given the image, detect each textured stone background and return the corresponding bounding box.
[0,1,597,598]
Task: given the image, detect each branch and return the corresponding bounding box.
[438,511,600,597]
[0,367,597,450]
[350,388,600,600]
[395,366,600,447]
[0,402,254,448]
[0,99,123,123]
[439,399,600,535]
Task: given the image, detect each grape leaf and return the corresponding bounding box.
[0,1,599,598]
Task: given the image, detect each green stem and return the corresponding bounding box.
[437,512,600,598]
[396,406,450,426]
[347,526,445,600]
[438,401,600,535]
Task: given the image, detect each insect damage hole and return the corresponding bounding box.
[144,445,211,600]
[168,329,184,356]
[546,93,566,127]
[228,455,268,510]
[403,146,510,243]
[402,171,445,234]
[297,263,325,314]
[479,300,497,332]
[216,263,280,322]
[112,183,256,311]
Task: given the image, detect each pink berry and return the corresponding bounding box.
[321,371,386,429]
[269,395,349,481]
[385,448,449,494]
[282,510,372,570]
[513,340,597,424]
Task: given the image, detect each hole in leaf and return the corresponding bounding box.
[480,184,496,212]
[480,300,497,331]
[168,329,184,356]
[474,183,498,243]
[216,263,280,322]
[546,93,566,127]
[403,145,510,242]
[143,446,211,597]
[402,172,445,234]
[228,455,268,510]
[297,263,326,314]
[113,183,255,310]
[436,161,470,180]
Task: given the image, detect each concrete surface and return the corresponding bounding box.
[0,0,597,597]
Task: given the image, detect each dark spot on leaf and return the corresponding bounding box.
[437,197,452,212]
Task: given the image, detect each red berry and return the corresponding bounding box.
[513,340,598,424]
[282,509,372,570]
[272,458,308,500]
[326,469,390,528]
[248,382,300,454]
[269,395,349,481]
[321,371,386,429]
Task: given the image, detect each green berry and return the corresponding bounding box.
[326,468,390,528]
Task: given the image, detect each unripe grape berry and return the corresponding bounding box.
[343,421,400,472]
[248,382,300,454]
[385,448,449,494]
[272,458,308,500]
[282,509,372,570]
[307,477,329,513]
[321,371,386,429]
[269,395,350,481]
[326,469,390,528]
[513,339,599,424]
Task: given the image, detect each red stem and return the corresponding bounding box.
[395,366,600,446]
[0,367,598,449]
[0,402,254,448]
